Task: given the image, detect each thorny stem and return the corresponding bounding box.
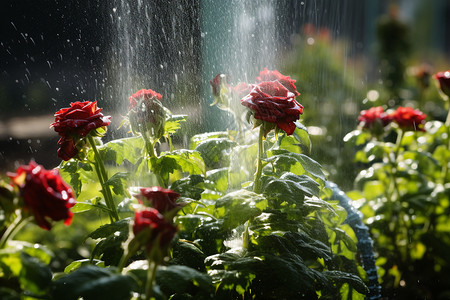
[442,106,450,183]
[387,129,412,267]
[145,260,158,300]
[142,132,166,188]
[0,213,30,249]
[253,126,264,194]
[88,135,120,222]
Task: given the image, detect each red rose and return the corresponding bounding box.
[129,89,162,110]
[256,68,300,96]
[136,186,181,214]
[133,208,177,252]
[8,161,76,230]
[434,71,450,98]
[51,101,111,161]
[391,106,427,132]
[210,74,227,98]
[241,81,303,135]
[128,89,165,139]
[358,106,392,130]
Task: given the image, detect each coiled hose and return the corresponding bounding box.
[326,181,382,299]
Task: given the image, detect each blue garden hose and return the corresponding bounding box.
[326,181,382,300]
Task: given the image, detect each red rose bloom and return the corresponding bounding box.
[8,161,76,230]
[256,68,300,96]
[210,74,226,98]
[129,89,163,110]
[358,106,392,130]
[133,208,177,252]
[434,71,450,98]
[241,80,303,135]
[136,186,181,214]
[128,89,165,139]
[391,106,427,132]
[51,101,111,161]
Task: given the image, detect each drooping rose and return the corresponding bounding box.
[136,186,181,214]
[210,74,227,98]
[256,68,300,96]
[241,80,303,135]
[358,106,392,132]
[50,101,111,161]
[434,71,450,98]
[8,161,76,230]
[128,89,166,140]
[133,208,178,253]
[390,106,427,132]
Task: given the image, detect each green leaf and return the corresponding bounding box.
[51,265,137,300]
[88,218,131,266]
[171,240,206,271]
[194,138,236,169]
[265,152,326,183]
[19,252,52,294]
[323,270,368,295]
[190,131,234,149]
[97,136,145,165]
[205,168,228,193]
[256,232,332,262]
[215,190,268,229]
[273,124,311,155]
[164,114,188,135]
[170,175,205,200]
[105,172,130,196]
[261,173,321,205]
[71,202,96,213]
[155,150,206,183]
[64,259,105,273]
[343,130,371,146]
[156,265,213,295]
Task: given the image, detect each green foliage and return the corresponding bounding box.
[51,265,137,300]
[1,89,369,299]
[346,113,450,298]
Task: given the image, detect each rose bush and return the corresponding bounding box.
[1,69,373,300]
[50,101,111,160]
[7,160,76,230]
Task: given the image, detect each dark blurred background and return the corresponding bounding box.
[1,0,449,173]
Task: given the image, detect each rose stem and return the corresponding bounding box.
[145,260,158,300]
[253,126,264,194]
[442,105,450,183]
[0,213,30,249]
[141,132,166,188]
[87,135,120,222]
